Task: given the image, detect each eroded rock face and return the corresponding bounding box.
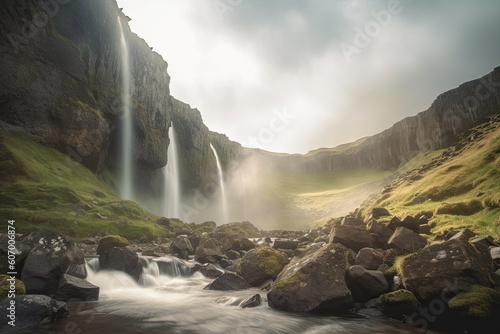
[267,243,353,313]
[19,230,85,295]
[329,226,372,252]
[400,239,494,300]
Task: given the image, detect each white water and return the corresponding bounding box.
[117,16,134,200]
[162,123,181,218]
[210,143,229,224]
[32,256,436,334]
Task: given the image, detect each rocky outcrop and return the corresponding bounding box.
[249,67,500,172]
[204,272,248,291]
[236,247,289,287]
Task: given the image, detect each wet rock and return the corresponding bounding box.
[200,264,223,279]
[239,238,256,251]
[346,265,389,302]
[240,294,262,308]
[225,250,241,260]
[380,289,420,320]
[171,235,194,254]
[19,230,85,295]
[329,225,372,252]
[204,272,248,291]
[272,239,299,251]
[355,248,384,270]
[400,238,494,300]
[195,238,224,264]
[237,247,289,287]
[0,295,58,331]
[267,243,353,313]
[54,274,99,301]
[387,227,427,253]
[101,247,142,281]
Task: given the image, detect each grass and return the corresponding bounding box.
[0,131,166,240]
[358,122,500,242]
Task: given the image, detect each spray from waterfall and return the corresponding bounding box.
[210,143,228,224]
[162,123,181,218]
[117,16,134,200]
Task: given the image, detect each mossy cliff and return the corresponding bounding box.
[0,0,242,195]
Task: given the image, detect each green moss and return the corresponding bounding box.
[448,285,500,319]
[274,274,304,290]
[256,247,289,279]
[380,289,420,308]
[0,275,26,299]
[97,235,129,254]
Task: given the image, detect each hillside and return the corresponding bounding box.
[358,113,500,241]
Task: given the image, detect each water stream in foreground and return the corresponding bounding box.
[30,256,441,334]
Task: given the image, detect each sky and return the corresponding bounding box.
[117,0,500,154]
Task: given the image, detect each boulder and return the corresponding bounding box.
[341,216,364,227]
[239,238,256,251]
[96,235,129,254]
[54,274,99,301]
[0,274,26,300]
[380,289,420,320]
[346,265,390,302]
[204,272,248,291]
[401,216,420,233]
[366,219,393,248]
[419,224,432,235]
[491,247,500,266]
[237,247,289,287]
[355,248,384,270]
[387,217,403,231]
[0,295,59,331]
[387,227,427,252]
[65,263,87,279]
[267,243,353,313]
[101,247,142,281]
[372,208,391,219]
[448,228,476,242]
[240,294,262,308]
[200,264,223,279]
[171,235,194,254]
[19,230,85,295]
[272,239,299,251]
[195,238,224,264]
[329,226,372,252]
[225,250,241,260]
[400,239,495,300]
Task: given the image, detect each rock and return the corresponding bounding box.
[366,219,393,248]
[400,239,495,300]
[491,247,500,265]
[355,248,384,270]
[19,230,85,295]
[387,217,403,231]
[0,274,26,299]
[225,250,241,260]
[448,228,476,241]
[200,264,223,278]
[54,274,99,301]
[237,247,289,287]
[264,237,272,243]
[401,216,420,233]
[341,216,365,227]
[418,215,429,225]
[239,238,256,251]
[0,295,58,330]
[97,235,129,254]
[65,263,87,279]
[272,239,299,251]
[329,225,372,252]
[204,272,248,291]
[100,247,142,281]
[419,224,432,235]
[387,227,427,252]
[53,300,70,319]
[176,228,192,236]
[372,208,391,219]
[267,243,353,313]
[380,289,420,320]
[219,258,232,268]
[195,238,224,264]
[470,236,497,250]
[171,235,194,254]
[346,265,390,302]
[240,294,262,308]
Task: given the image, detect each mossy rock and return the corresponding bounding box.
[380,289,420,320]
[236,247,289,286]
[97,235,129,254]
[0,275,26,300]
[448,285,500,319]
[256,247,289,279]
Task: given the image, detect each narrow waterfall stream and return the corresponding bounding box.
[162,123,181,218]
[210,143,229,224]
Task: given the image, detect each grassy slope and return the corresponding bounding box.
[0,132,166,240]
[359,120,500,241]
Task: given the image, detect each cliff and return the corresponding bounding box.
[0,0,242,195]
[252,67,500,172]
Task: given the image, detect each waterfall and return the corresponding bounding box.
[209,143,229,224]
[162,123,181,218]
[117,16,134,200]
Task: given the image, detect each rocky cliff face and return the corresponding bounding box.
[0,0,241,195]
[253,67,500,172]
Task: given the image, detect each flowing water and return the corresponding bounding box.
[27,256,441,334]
[117,16,134,200]
[210,143,229,224]
[162,123,181,219]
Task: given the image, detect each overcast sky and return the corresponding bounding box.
[117,0,500,154]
